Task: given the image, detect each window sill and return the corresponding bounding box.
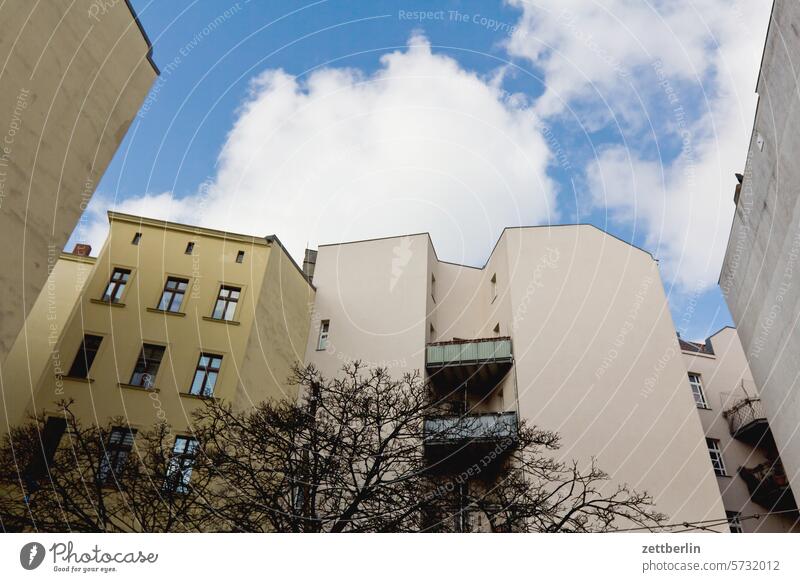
[61,375,94,383]
[202,316,240,326]
[697,406,712,411]
[90,298,126,308]
[180,392,217,401]
[118,383,160,393]
[147,307,186,317]
[715,474,732,479]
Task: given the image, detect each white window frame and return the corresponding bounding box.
[706,438,727,476]
[688,373,708,408]
[317,320,330,351]
[726,511,742,533]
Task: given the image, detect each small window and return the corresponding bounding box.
[189,353,222,397]
[25,417,67,484]
[688,373,707,408]
[726,511,742,533]
[185,242,195,255]
[211,285,240,321]
[493,323,500,336]
[101,268,131,303]
[431,274,436,303]
[68,334,103,378]
[706,438,727,476]
[158,277,189,313]
[490,273,497,302]
[98,427,136,483]
[236,250,245,263]
[317,320,330,351]
[131,232,142,245]
[129,344,166,388]
[165,436,198,494]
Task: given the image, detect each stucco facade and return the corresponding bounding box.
[0,1,157,364]
[305,225,728,531]
[2,212,314,436]
[719,0,800,494]
[680,327,798,532]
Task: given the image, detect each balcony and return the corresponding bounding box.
[426,337,513,390]
[739,461,797,513]
[725,397,773,448]
[424,411,518,449]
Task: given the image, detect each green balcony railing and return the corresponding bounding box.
[424,412,518,447]
[426,337,513,368]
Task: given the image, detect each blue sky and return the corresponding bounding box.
[75,0,774,341]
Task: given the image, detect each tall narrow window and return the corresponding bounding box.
[165,436,198,494]
[129,344,166,388]
[726,511,742,533]
[431,274,436,303]
[158,277,189,312]
[101,268,131,303]
[236,250,245,263]
[212,285,240,321]
[98,427,136,483]
[490,273,497,302]
[24,417,67,486]
[688,373,707,408]
[706,438,727,476]
[131,232,142,245]
[185,242,195,255]
[189,353,222,397]
[68,334,103,378]
[317,320,330,351]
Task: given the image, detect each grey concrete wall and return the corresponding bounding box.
[720,0,800,493]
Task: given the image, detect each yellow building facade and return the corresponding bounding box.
[2,211,314,436]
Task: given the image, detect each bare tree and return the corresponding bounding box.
[0,365,664,532]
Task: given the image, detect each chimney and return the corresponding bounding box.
[302,249,317,281]
[72,243,92,257]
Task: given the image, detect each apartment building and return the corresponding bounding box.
[680,327,798,532]
[1,212,314,449]
[304,225,728,531]
[0,1,158,365]
[719,0,800,494]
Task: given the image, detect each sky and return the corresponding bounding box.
[72,0,774,341]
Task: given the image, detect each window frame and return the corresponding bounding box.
[67,334,103,378]
[131,232,142,245]
[157,276,189,313]
[98,427,136,484]
[235,250,245,263]
[317,320,330,351]
[726,511,743,533]
[165,436,198,494]
[129,343,166,388]
[211,285,241,321]
[101,267,131,303]
[688,372,708,409]
[706,437,727,476]
[189,353,223,397]
[185,241,195,255]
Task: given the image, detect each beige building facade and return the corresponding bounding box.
[2,212,314,439]
[680,327,798,532]
[720,0,800,495]
[0,1,158,365]
[305,225,728,531]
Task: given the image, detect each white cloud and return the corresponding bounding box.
[84,34,557,266]
[506,0,772,289]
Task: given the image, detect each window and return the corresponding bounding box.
[317,320,330,351]
[688,373,708,408]
[190,353,222,397]
[131,232,142,245]
[429,323,436,342]
[98,427,136,483]
[490,273,497,302]
[67,334,103,378]
[236,250,245,263]
[185,242,195,255]
[129,344,166,388]
[493,323,501,336]
[101,268,130,303]
[24,417,67,486]
[431,274,436,303]
[165,436,198,494]
[726,511,742,533]
[211,285,240,321]
[706,438,727,476]
[158,277,189,312]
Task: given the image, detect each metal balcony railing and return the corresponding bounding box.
[426,337,513,368]
[739,460,797,512]
[725,397,770,446]
[424,411,518,446]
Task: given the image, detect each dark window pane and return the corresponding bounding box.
[129,344,166,387]
[68,334,103,377]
